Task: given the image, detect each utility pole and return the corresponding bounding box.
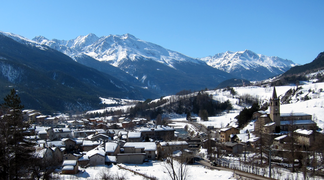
[269,148,271,178]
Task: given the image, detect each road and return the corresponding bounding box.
[198,159,277,180]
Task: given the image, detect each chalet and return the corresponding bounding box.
[62,160,78,174]
[219,127,239,142]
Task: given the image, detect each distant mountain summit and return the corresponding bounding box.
[200,50,297,81]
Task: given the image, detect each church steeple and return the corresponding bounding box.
[272,86,278,99]
[270,86,280,128]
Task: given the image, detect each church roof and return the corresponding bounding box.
[280,120,316,125]
[272,87,278,99]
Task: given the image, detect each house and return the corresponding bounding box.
[186,137,202,149]
[88,133,111,142]
[86,147,106,166]
[44,116,59,126]
[223,142,243,154]
[63,138,77,152]
[246,137,260,148]
[105,156,117,164]
[122,142,157,160]
[51,147,63,165]
[294,129,315,147]
[105,142,120,156]
[37,147,53,163]
[73,130,97,138]
[254,87,318,133]
[273,134,288,150]
[62,160,78,174]
[219,127,239,142]
[140,126,175,141]
[47,128,72,140]
[157,141,189,158]
[122,121,134,129]
[127,131,142,142]
[117,153,146,164]
[82,140,101,151]
[64,153,82,160]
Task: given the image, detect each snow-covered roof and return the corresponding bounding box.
[220,127,230,132]
[160,141,188,146]
[63,160,77,166]
[264,122,275,127]
[62,166,75,171]
[53,128,71,133]
[79,155,89,161]
[280,120,316,125]
[280,113,311,117]
[82,140,100,146]
[123,142,157,151]
[47,141,65,147]
[139,126,174,132]
[247,137,259,142]
[105,142,118,153]
[295,129,313,136]
[274,135,287,141]
[128,132,141,138]
[105,156,117,163]
[86,147,105,157]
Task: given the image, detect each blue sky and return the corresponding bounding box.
[1,0,323,65]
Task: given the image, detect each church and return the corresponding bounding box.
[254,87,317,133]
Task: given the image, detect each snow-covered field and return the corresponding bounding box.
[54,161,234,180]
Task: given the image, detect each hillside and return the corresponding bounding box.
[0,32,157,114]
[284,51,324,75]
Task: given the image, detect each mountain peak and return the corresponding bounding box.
[121,33,136,40]
[32,36,48,43]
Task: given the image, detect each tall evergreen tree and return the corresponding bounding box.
[0,89,35,179]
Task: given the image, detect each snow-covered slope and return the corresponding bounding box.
[33,33,202,68]
[201,50,297,81]
[0,31,49,51]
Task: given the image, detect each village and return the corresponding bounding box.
[22,86,324,179]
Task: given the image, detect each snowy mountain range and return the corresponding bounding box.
[32,33,234,95]
[33,33,296,82]
[33,33,202,68]
[200,50,297,81]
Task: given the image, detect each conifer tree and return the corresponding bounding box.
[0,89,35,179]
